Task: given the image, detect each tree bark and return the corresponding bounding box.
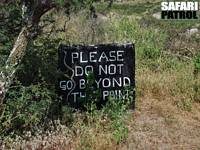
[0,27,29,104]
[0,0,55,104]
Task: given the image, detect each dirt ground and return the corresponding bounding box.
[120,95,200,150]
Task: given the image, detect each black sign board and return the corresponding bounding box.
[58,43,135,108]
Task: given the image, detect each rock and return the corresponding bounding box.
[96,13,108,21]
[152,12,161,19]
[186,28,199,36]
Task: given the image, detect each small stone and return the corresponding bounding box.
[152,12,161,19]
[96,13,108,21]
[186,28,199,36]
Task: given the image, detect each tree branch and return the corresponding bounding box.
[0,0,58,104]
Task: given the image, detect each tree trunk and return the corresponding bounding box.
[0,27,29,104]
[0,0,55,105]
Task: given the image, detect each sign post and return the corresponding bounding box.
[58,43,135,109]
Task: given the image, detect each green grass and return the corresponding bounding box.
[96,1,160,15]
[1,0,200,149]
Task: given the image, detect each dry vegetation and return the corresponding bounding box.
[1,0,200,149]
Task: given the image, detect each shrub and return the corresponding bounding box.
[194,54,200,102]
[0,83,57,136]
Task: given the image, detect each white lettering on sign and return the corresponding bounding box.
[59,44,135,105]
[71,50,125,64]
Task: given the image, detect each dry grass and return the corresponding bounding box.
[3,64,199,150]
[127,66,200,149]
[1,1,200,149]
[123,99,200,149]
